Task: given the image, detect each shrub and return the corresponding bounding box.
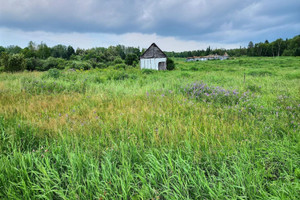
[125,54,138,65]
[94,76,106,83]
[167,58,175,70]
[113,57,124,65]
[46,68,61,79]
[95,62,107,69]
[25,58,42,71]
[113,63,127,70]
[67,61,92,70]
[37,57,65,71]
[3,53,26,72]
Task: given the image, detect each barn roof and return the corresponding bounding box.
[140,43,167,59]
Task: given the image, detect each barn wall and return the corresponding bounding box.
[140,58,167,70]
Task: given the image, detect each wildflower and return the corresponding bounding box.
[161,94,165,97]
[59,113,61,117]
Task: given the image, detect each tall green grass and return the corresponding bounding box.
[0,57,299,199]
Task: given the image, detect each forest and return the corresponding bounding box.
[166,35,300,57]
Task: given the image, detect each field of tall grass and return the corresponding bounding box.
[0,57,299,199]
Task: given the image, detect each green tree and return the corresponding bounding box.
[37,42,51,59]
[247,41,254,56]
[51,44,68,58]
[166,58,175,70]
[0,46,6,54]
[125,54,138,65]
[3,53,26,72]
[67,45,75,59]
[6,45,22,54]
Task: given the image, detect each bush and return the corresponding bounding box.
[37,57,65,71]
[66,61,92,70]
[25,58,42,71]
[167,58,175,70]
[125,54,138,65]
[113,63,127,70]
[113,57,124,65]
[94,62,107,69]
[46,68,61,79]
[3,53,25,72]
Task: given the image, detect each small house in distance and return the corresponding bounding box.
[140,43,167,70]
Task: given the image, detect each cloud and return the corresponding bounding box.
[0,27,241,51]
[0,0,299,48]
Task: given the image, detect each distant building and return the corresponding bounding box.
[186,52,229,62]
[140,43,167,70]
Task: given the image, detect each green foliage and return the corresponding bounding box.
[165,35,300,57]
[113,57,124,64]
[3,53,26,72]
[0,46,5,54]
[46,68,61,79]
[167,58,175,70]
[37,57,65,71]
[141,69,155,74]
[66,60,92,70]
[113,63,127,70]
[25,58,42,71]
[125,54,138,65]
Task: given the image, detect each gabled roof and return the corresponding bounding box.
[140,43,167,59]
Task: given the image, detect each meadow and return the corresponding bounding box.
[0,57,299,199]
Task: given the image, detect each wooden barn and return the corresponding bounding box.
[140,43,167,70]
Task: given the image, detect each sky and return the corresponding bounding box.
[0,0,299,52]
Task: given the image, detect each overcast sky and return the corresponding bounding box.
[0,0,299,51]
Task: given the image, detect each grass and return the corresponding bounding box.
[0,57,299,199]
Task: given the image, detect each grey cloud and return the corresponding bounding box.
[0,0,299,44]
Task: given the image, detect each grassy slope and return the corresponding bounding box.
[0,57,299,199]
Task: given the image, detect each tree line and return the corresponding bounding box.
[165,35,300,57]
[0,35,298,72]
[0,43,144,72]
